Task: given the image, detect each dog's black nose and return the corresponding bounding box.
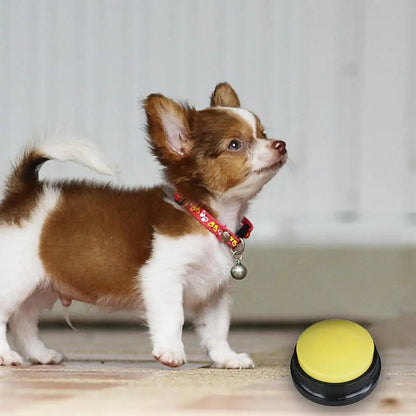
[273,140,286,154]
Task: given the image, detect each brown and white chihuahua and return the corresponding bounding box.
[0,83,287,368]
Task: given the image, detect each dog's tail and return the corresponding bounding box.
[3,134,116,196]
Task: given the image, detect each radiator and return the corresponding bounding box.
[1,0,415,246]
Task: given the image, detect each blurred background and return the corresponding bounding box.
[0,0,415,324]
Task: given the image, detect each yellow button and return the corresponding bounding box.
[296,320,374,383]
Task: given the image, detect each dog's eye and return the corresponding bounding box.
[228,139,244,151]
[262,130,268,138]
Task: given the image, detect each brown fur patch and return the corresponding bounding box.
[40,183,206,308]
[191,108,254,192]
[210,82,241,107]
[200,153,251,193]
[0,149,48,226]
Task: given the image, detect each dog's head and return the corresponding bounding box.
[144,83,287,204]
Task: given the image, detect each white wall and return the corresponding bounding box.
[1,0,415,246]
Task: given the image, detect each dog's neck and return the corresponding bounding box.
[211,196,249,232]
[163,184,249,232]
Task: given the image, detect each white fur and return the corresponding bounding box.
[30,133,116,176]
[250,139,278,170]
[214,199,248,233]
[0,187,62,364]
[140,232,254,368]
[225,107,257,138]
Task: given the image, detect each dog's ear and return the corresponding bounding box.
[210,82,240,107]
[144,94,191,160]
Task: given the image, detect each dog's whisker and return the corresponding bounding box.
[284,157,296,173]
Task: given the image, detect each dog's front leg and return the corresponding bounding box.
[141,263,186,368]
[194,288,254,369]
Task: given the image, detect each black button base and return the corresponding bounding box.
[290,347,381,406]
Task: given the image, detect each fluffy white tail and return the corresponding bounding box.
[2,133,116,198]
[36,134,116,176]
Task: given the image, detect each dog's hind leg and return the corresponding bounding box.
[0,234,31,366]
[9,288,63,364]
[0,190,61,365]
[0,158,62,365]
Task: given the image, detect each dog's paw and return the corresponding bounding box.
[212,352,255,369]
[153,343,186,368]
[28,348,64,365]
[0,349,23,366]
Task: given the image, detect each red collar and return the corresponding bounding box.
[173,193,253,250]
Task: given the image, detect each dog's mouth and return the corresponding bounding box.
[253,158,286,175]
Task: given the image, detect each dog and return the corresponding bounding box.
[0,83,287,368]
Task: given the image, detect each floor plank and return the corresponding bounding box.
[1,326,414,415]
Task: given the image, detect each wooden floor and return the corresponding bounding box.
[1,323,415,415]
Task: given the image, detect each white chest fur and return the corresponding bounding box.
[140,232,234,310]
